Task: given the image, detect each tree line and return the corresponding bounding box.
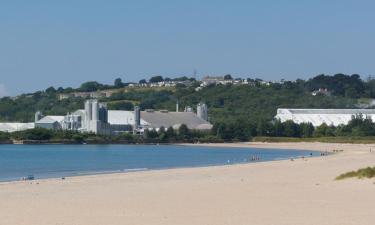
[1,115,375,143]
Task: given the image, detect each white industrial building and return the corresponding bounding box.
[275,108,375,127]
[33,100,212,135]
[35,116,65,130]
[0,123,35,133]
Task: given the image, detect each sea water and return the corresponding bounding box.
[0,144,317,181]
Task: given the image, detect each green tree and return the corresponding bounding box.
[45,86,56,94]
[144,129,158,139]
[139,79,147,84]
[300,122,314,137]
[272,119,284,136]
[79,81,103,92]
[114,78,124,88]
[283,120,301,137]
[166,126,175,139]
[178,124,190,139]
[149,76,164,83]
[224,74,233,80]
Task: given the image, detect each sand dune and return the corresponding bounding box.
[1,142,375,225]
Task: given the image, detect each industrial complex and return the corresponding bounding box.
[3,102,375,133]
[31,100,212,135]
[275,108,375,127]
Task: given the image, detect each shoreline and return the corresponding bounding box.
[0,142,369,184]
[0,143,318,184]
[1,142,375,225]
[181,141,375,152]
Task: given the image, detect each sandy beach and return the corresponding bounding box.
[1,142,375,225]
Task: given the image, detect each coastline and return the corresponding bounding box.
[1,142,375,225]
[180,141,375,152]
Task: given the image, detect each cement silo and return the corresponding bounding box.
[85,100,92,121]
[134,106,141,129]
[99,103,108,123]
[35,111,43,122]
[92,100,99,121]
[197,103,208,121]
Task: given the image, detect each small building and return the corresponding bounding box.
[311,88,331,96]
[201,76,225,87]
[35,116,65,130]
[58,93,74,100]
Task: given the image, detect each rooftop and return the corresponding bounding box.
[278,108,375,115]
[36,116,65,124]
[0,123,35,133]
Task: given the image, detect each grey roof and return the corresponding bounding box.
[36,116,65,124]
[140,111,212,130]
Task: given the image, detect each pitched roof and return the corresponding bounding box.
[36,116,65,124]
[140,111,212,130]
[106,110,212,130]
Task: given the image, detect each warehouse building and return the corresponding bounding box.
[275,108,375,127]
[35,116,65,130]
[0,123,35,133]
[140,109,211,130]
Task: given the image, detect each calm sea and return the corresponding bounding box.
[0,144,317,181]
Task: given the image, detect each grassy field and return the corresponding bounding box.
[252,136,375,144]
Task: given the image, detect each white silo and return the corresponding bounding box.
[92,100,99,121]
[35,111,43,122]
[197,103,208,121]
[85,100,92,121]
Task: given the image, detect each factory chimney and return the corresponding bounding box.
[134,106,141,129]
[176,100,179,112]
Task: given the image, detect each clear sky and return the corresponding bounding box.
[1,0,375,96]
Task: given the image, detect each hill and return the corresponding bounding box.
[1,74,373,125]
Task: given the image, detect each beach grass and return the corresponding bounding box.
[336,167,375,180]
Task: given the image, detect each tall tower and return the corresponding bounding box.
[35,111,43,122]
[176,100,179,112]
[84,99,110,135]
[92,100,99,121]
[134,106,141,129]
[197,103,208,121]
[84,100,92,121]
[98,103,108,123]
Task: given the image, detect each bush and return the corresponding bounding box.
[336,167,375,180]
[0,131,10,141]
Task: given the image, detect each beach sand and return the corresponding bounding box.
[1,142,375,225]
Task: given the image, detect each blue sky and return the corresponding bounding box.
[1,0,375,96]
